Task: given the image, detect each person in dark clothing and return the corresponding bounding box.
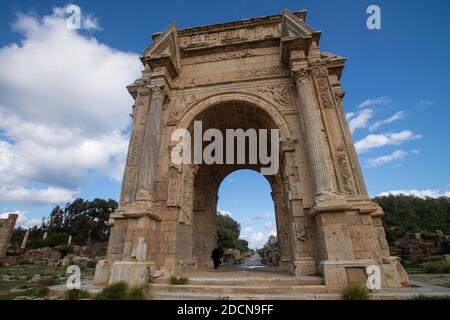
[211,247,222,270]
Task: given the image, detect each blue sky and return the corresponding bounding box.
[0,1,449,247]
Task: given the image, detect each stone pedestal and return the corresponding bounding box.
[93,260,112,286]
[108,261,156,287]
[292,257,317,276]
[320,259,375,292]
[380,256,409,288]
[320,257,409,292]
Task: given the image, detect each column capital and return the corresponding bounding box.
[334,90,345,104]
[137,77,152,96]
[290,69,310,85]
[149,85,168,102]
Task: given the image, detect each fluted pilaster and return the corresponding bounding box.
[292,70,336,197]
[136,86,167,200]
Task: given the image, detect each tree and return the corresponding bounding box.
[11,198,118,249]
[216,211,249,253]
[373,194,450,244]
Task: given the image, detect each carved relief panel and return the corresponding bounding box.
[120,89,150,205]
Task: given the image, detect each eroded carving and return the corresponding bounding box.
[258,85,290,108]
[336,144,355,195]
[167,94,197,123]
[240,67,286,79]
[317,78,334,109]
[191,50,253,64]
[293,222,306,241]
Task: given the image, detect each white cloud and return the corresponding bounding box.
[355,130,422,153]
[265,221,275,231]
[369,111,406,132]
[0,210,42,228]
[365,149,414,168]
[345,112,355,121]
[0,6,142,206]
[357,96,392,109]
[347,108,374,134]
[417,100,434,107]
[0,186,76,206]
[378,189,450,199]
[218,209,232,217]
[240,223,277,248]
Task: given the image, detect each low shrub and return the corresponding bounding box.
[96,281,129,300]
[423,261,450,274]
[95,282,150,300]
[342,283,369,300]
[414,295,450,300]
[39,278,58,287]
[169,276,189,285]
[57,245,73,257]
[127,285,150,300]
[64,289,90,300]
[34,287,50,298]
[86,260,97,269]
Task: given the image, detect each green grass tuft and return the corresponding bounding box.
[169,276,189,285]
[95,281,129,300]
[64,289,90,300]
[342,283,369,300]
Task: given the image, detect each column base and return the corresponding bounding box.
[290,257,317,276]
[320,257,409,292]
[312,193,350,214]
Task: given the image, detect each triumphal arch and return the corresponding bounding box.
[94,9,408,291]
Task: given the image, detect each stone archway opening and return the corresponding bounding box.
[184,100,291,270]
[215,169,277,267]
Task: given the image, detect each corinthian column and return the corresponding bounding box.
[136,85,167,201]
[292,70,336,198]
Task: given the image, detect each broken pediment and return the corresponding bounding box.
[279,9,321,66]
[281,9,313,38]
[142,21,180,78]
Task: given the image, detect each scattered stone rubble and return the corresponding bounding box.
[390,230,450,261]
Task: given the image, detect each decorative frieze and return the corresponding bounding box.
[257,84,290,108]
[179,23,279,49]
[316,78,334,109]
[239,67,287,80]
[190,50,253,64]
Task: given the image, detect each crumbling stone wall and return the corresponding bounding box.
[0,213,18,257]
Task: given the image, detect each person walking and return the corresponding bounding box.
[211,247,222,270]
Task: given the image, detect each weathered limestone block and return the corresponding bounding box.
[0,213,18,257]
[380,256,409,288]
[93,260,112,286]
[108,261,155,287]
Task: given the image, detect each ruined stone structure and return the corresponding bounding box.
[94,9,408,291]
[0,213,18,257]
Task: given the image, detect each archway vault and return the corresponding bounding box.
[95,9,409,292]
[176,92,293,141]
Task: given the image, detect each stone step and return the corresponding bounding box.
[150,283,327,294]
[150,291,332,300]
[155,276,324,286]
[150,290,450,301]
